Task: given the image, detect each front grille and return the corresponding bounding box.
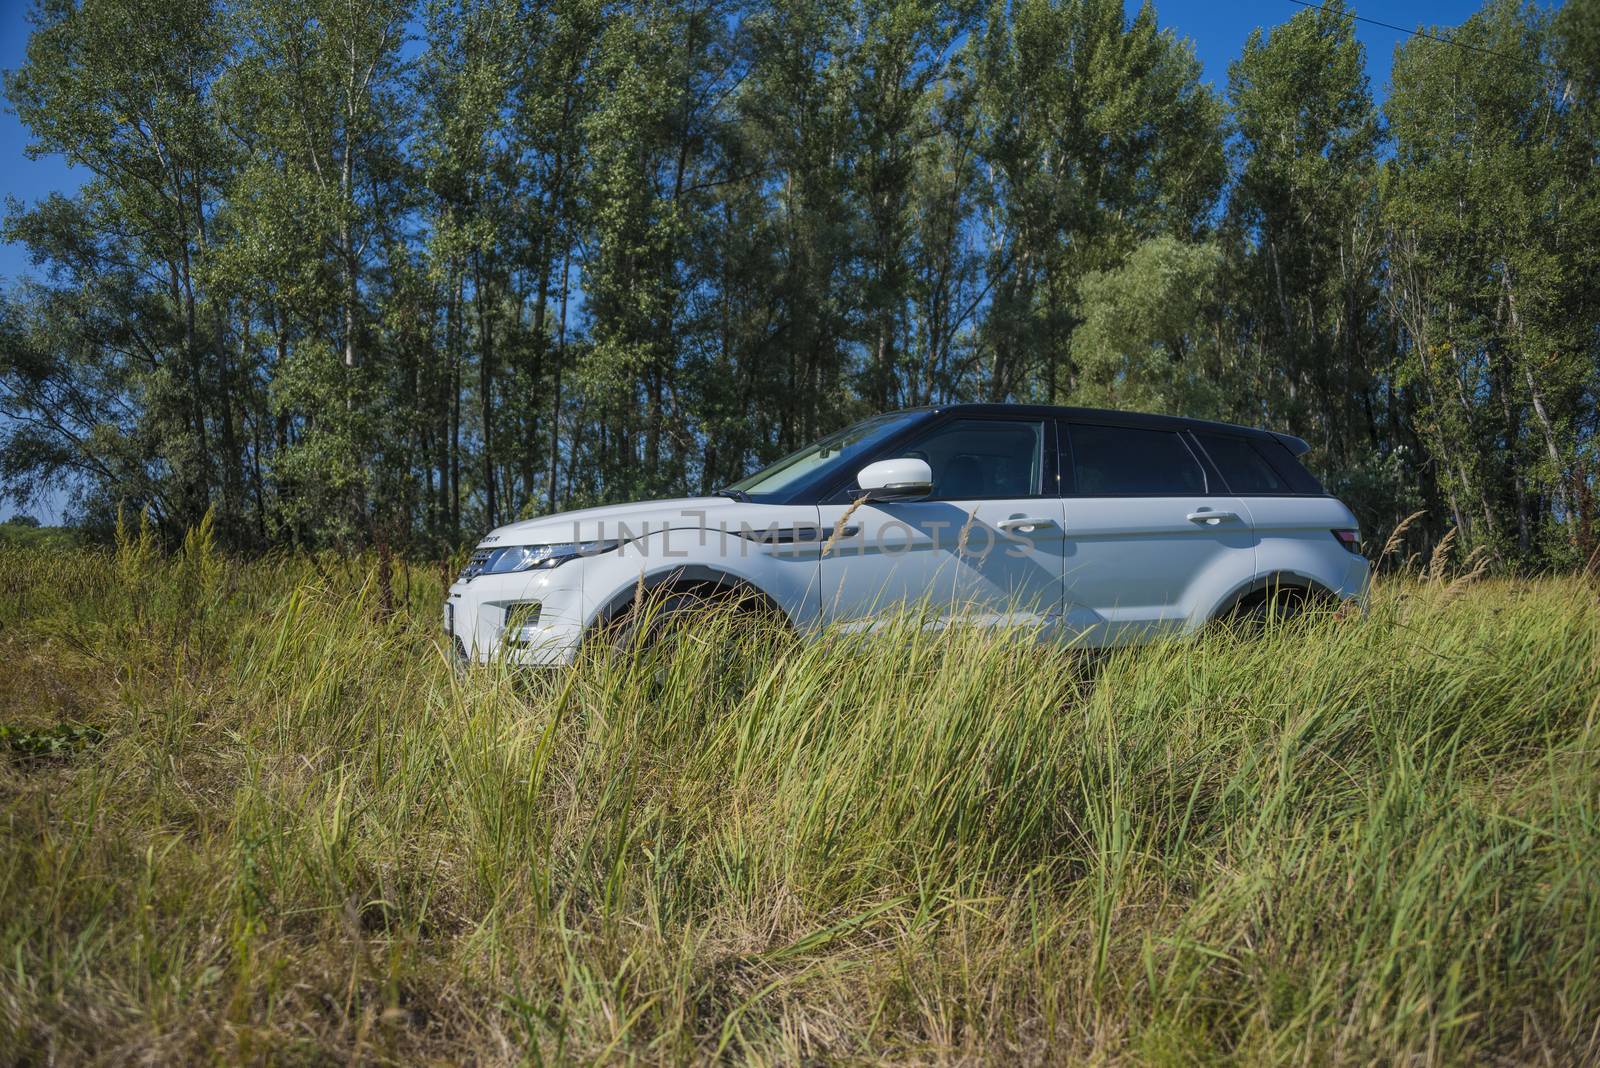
[458,548,494,583]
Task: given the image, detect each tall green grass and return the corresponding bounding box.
[0,525,1596,1064]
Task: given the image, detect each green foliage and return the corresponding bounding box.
[0,722,104,761]
[973,0,1225,404]
[1070,235,1224,413]
[1,546,1597,1061]
[0,518,77,550]
[1224,0,1385,462]
[0,0,1596,567]
[1384,0,1600,562]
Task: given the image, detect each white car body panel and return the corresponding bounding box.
[1061,494,1257,645]
[1236,494,1371,602]
[816,498,1066,635]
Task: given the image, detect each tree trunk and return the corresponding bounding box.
[548,245,569,514]
[473,251,497,528]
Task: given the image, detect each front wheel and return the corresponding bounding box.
[605,589,714,654]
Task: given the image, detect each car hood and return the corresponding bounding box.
[476,496,754,548]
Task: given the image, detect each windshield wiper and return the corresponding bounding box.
[713,486,751,501]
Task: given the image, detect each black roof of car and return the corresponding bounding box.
[912,403,1313,456]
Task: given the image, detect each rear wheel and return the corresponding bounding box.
[1223,585,1312,633]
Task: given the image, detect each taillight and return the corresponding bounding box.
[1332,529,1362,555]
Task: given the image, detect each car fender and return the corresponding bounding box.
[1207,570,1339,622]
[579,524,819,636]
[590,562,790,625]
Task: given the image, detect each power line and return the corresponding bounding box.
[1285,0,1557,73]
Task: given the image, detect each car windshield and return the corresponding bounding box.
[724,411,923,499]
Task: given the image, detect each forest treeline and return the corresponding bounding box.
[2,0,1597,565]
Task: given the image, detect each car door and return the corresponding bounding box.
[816,416,1065,635]
[1058,420,1256,644]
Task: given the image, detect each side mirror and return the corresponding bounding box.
[856,457,933,502]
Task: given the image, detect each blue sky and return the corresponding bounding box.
[0,0,1485,521]
[2,0,82,289]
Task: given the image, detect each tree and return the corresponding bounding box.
[0,0,1592,568]
[1069,235,1224,414]
[973,0,1223,405]
[1225,0,1384,460]
[1385,0,1598,560]
[3,0,235,537]
[222,0,412,545]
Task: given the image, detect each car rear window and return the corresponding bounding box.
[1193,431,1324,494]
[1193,432,1289,493]
[1263,440,1325,493]
[1068,424,1206,495]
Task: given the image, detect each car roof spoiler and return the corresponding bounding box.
[1270,431,1312,456]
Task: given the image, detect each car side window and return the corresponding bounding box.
[1192,432,1288,493]
[883,417,1045,499]
[1068,423,1206,495]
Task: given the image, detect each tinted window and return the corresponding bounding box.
[1261,440,1325,494]
[727,411,923,498]
[888,418,1044,499]
[1194,432,1288,493]
[1069,424,1206,495]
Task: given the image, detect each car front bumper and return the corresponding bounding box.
[446,564,589,666]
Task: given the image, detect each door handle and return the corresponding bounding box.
[998,516,1059,532]
[1187,511,1238,525]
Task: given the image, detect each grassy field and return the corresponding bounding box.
[1,523,1597,1065]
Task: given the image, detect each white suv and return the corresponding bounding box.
[447,405,1369,664]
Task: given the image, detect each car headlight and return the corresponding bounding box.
[461,540,619,581]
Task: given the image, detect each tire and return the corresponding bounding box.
[604,585,790,667]
[607,589,714,654]
[1225,586,1310,633]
